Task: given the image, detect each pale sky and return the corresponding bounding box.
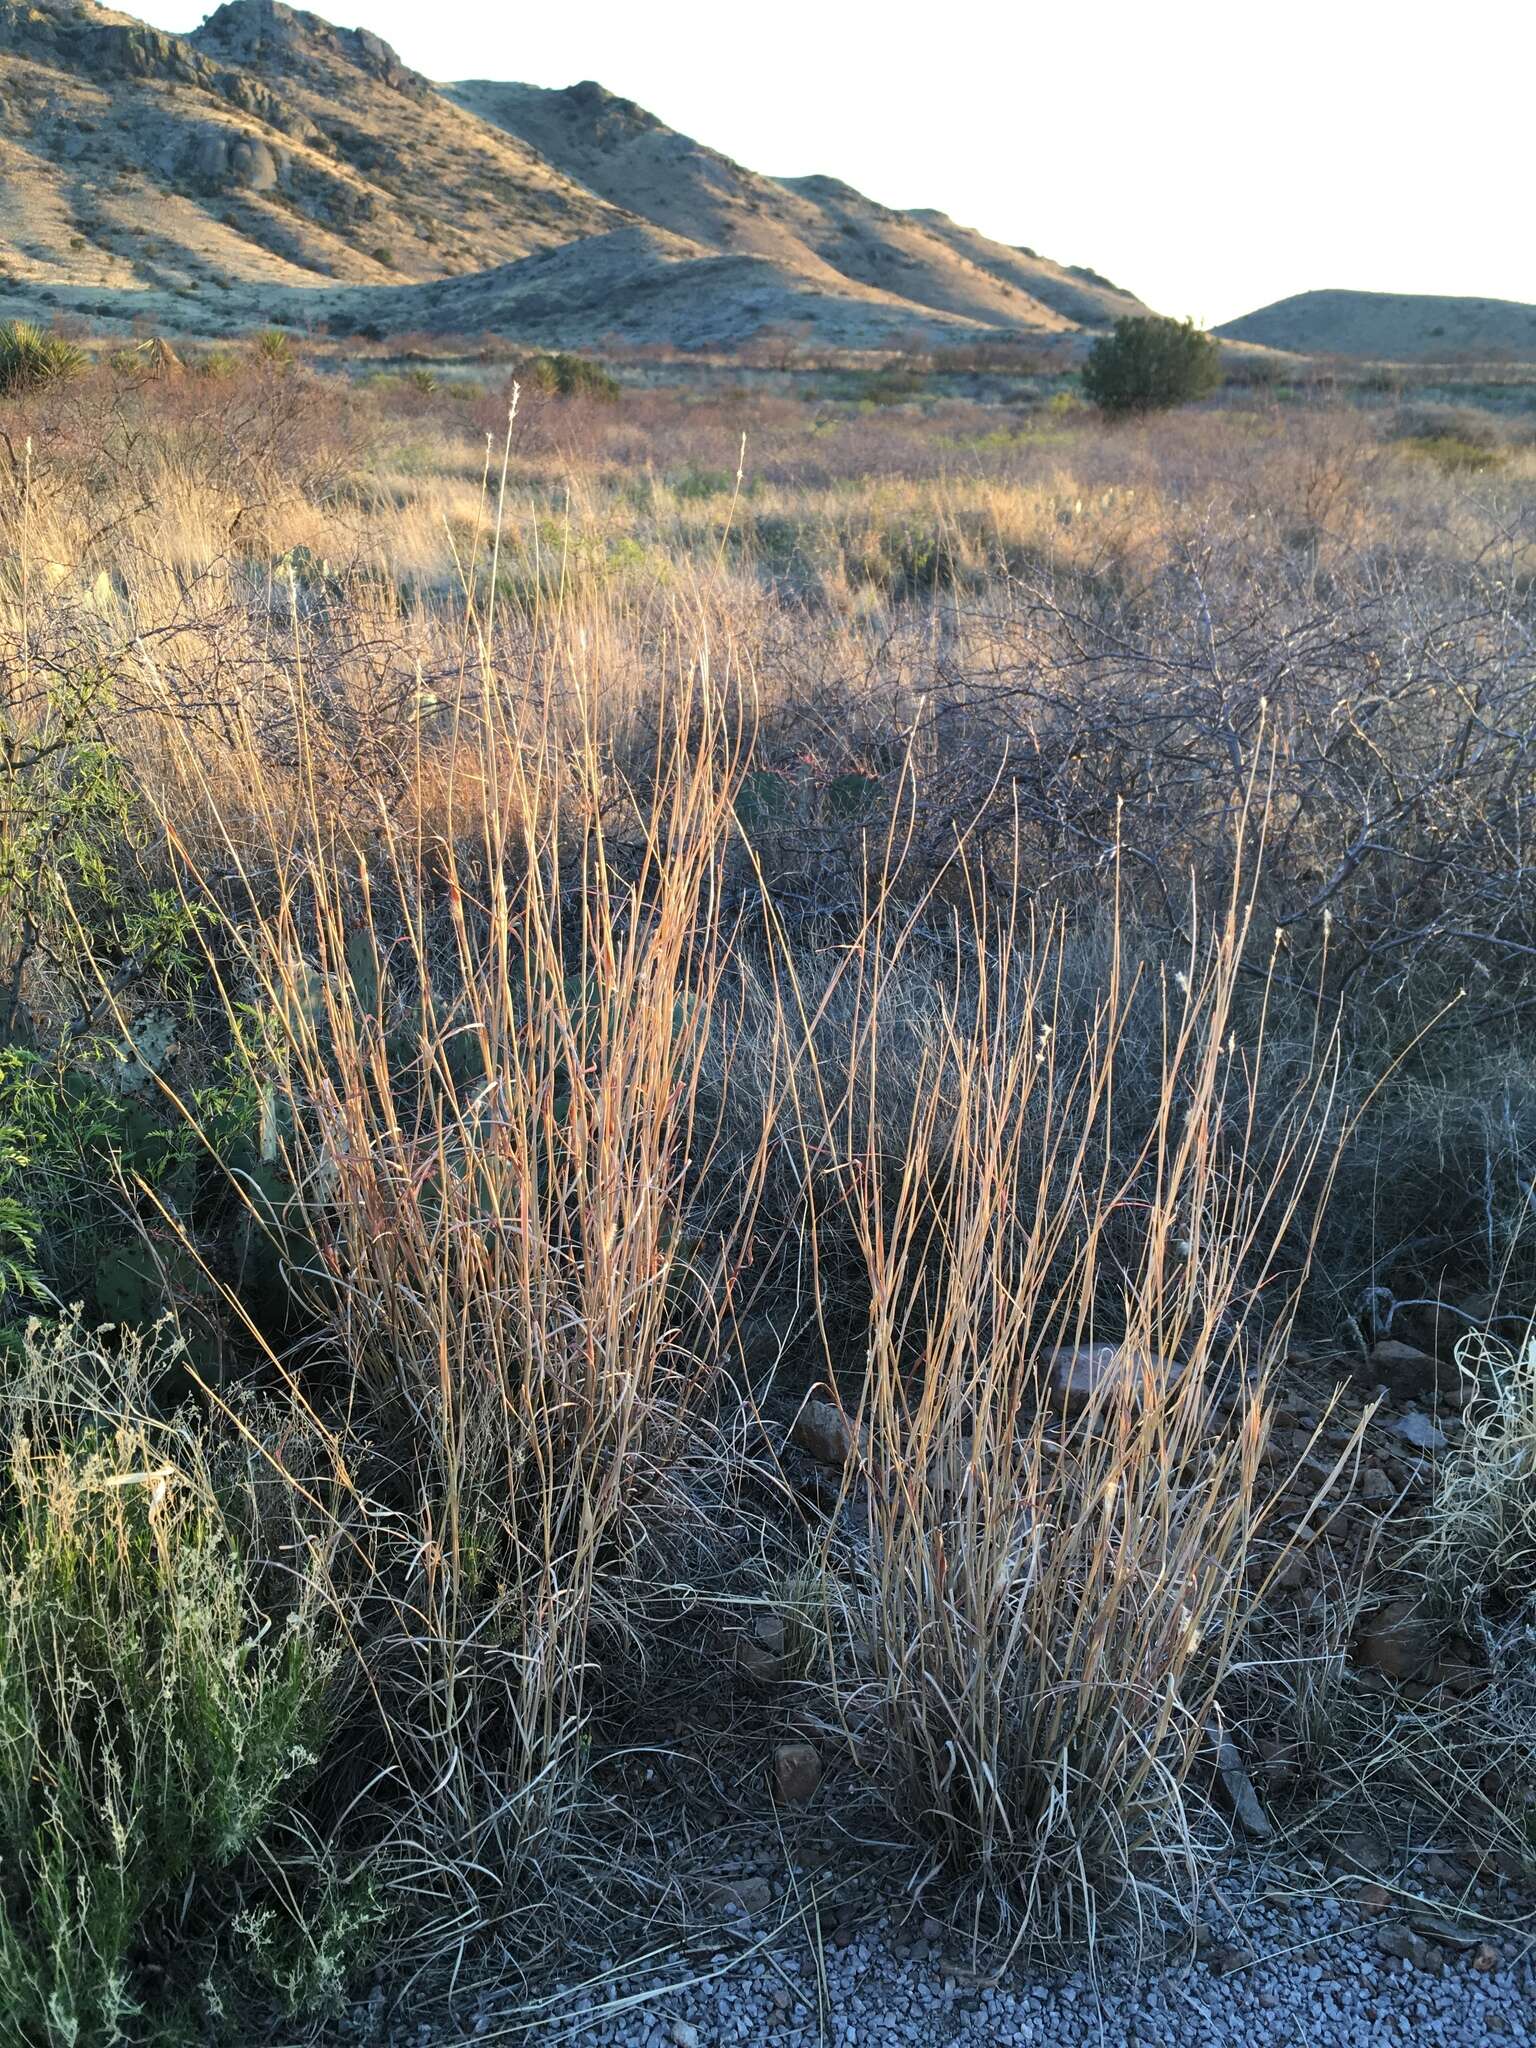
[140,0,1533,326]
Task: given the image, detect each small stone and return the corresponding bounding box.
[1360,1467,1395,1503]
[1047,1342,1180,1416]
[790,1397,851,1466]
[1329,1827,1390,1876]
[1393,1410,1447,1452]
[773,1740,822,1803]
[1376,1923,1431,1968]
[669,2023,699,2048]
[715,1876,773,1917]
[1270,1552,1309,1591]
[1354,1598,1442,1682]
[737,1612,786,1682]
[1212,1731,1273,1839]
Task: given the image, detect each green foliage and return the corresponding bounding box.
[1400,434,1507,475]
[0,1319,348,2043]
[1081,315,1222,416]
[672,465,740,501]
[0,1033,309,1362]
[0,675,205,1042]
[858,364,928,406]
[0,1083,42,1320]
[516,351,620,402]
[734,765,887,837]
[0,320,85,397]
[251,328,294,370]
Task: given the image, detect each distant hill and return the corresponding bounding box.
[1217,289,1536,363]
[0,0,1146,346]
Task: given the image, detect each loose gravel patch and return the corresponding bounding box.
[500,1881,1534,2048]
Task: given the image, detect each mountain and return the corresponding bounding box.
[449,79,1144,336]
[1217,289,1536,363]
[0,0,1146,347]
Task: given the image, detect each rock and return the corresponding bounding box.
[180,124,282,192]
[669,2022,699,2048]
[1410,1911,1482,1952]
[1393,1410,1448,1452]
[1046,1342,1180,1416]
[1354,1598,1442,1683]
[1376,1923,1432,1969]
[1371,1337,1437,1375]
[1212,1732,1273,1839]
[1270,1552,1309,1592]
[1328,1827,1390,1876]
[1360,1466,1395,1503]
[714,1875,773,1918]
[773,1740,822,1804]
[790,1397,851,1467]
[737,1613,785,1683]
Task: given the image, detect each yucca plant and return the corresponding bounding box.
[0,320,85,396]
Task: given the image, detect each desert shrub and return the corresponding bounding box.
[0,320,85,397]
[0,1318,347,2044]
[0,670,204,1041]
[516,350,620,401]
[1388,402,1505,449]
[1082,315,1222,415]
[1386,402,1508,472]
[250,327,294,370]
[858,363,927,406]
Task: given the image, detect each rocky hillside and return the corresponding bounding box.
[450,79,1144,336]
[0,0,1145,346]
[1218,289,1536,363]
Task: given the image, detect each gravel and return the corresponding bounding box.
[505,1882,1535,2048]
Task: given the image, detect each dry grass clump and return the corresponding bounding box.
[1422,1323,1536,1609]
[155,656,784,1968]
[774,829,1353,1945]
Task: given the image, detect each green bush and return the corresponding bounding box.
[0,320,85,396]
[251,327,294,370]
[516,351,620,402]
[0,1319,347,2043]
[1081,314,1221,416]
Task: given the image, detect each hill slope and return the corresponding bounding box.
[1217,289,1536,363]
[0,0,628,302]
[450,79,1144,336]
[0,0,1145,347]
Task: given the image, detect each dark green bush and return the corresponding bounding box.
[516,351,620,402]
[1081,315,1221,416]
